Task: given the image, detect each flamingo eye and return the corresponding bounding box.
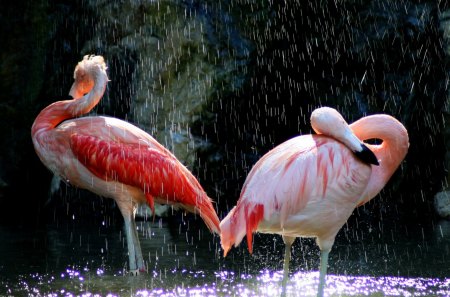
[364,138,383,145]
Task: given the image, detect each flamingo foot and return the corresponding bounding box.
[129,269,140,276]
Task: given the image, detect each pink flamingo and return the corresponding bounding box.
[32,55,220,274]
[220,107,409,297]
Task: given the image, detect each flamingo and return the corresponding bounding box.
[220,107,409,297]
[31,55,220,274]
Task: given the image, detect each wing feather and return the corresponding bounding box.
[70,133,220,233]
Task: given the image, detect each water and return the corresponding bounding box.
[1,213,449,296]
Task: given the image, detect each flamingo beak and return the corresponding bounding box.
[69,82,83,99]
[354,143,380,166]
[345,131,380,166]
[69,76,94,99]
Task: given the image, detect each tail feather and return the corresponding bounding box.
[195,193,220,234]
[245,204,264,254]
[172,159,220,234]
[220,202,264,256]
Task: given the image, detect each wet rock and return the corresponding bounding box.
[436,5,450,218]
[435,191,450,219]
[78,0,252,169]
[196,1,448,218]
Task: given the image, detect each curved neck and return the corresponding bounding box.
[32,72,107,136]
[350,114,409,203]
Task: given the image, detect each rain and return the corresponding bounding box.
[0,0,449,296]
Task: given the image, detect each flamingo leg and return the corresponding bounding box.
[123,215,145,275]
[123,216,138,274]
[317,249,330,297]
[129,217,145,271]
[281,236,296,297]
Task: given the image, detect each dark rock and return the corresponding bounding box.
[435,191,450,219]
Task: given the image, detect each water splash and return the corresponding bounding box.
[3,268,449,297]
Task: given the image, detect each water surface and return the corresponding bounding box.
[1,213,449,296]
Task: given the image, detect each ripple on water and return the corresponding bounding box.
[2,268,449,297]
[1,220,449,296]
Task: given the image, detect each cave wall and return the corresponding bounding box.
[434,5,450,218]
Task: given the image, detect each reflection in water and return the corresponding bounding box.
[0,218,449,296]
[2,268,449,296]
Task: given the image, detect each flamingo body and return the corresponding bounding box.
[220,107,409,296]
[32,56,220,273]
[221,134,372,254]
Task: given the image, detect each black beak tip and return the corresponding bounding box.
[354,144,379,166]
[372,157,380,166]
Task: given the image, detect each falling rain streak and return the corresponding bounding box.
[0,0,449,296]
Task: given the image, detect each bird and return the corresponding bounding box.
[32,55,220,275]
[220,106,409,297]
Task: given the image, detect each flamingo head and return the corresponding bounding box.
[69,55,108,99]
[311,107,379,165]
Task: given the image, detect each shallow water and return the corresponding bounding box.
[1,214,449,296]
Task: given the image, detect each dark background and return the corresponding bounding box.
[0,0,448,233]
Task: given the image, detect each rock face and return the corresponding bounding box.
[77,1,253,169]
[198,1,448,220]
[81,1,210,165]
[435,6,450,219]
[435,191,450,219]
[0,0,448,223]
